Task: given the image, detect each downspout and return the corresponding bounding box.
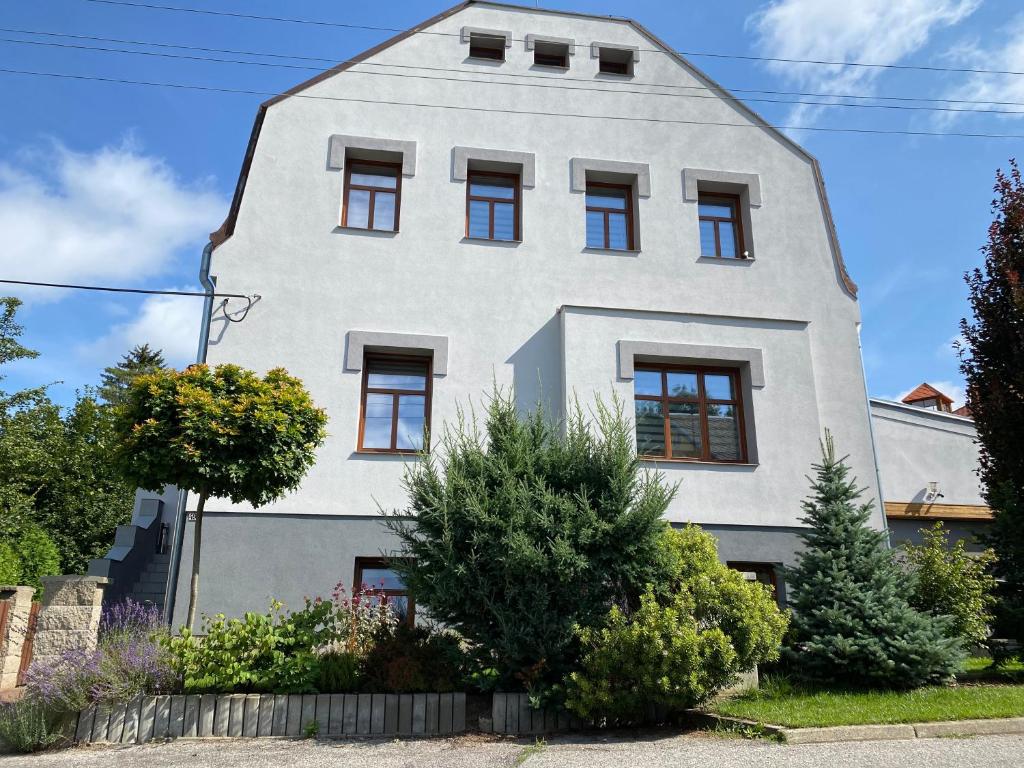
[858,322,890,546]
[164,240,216,624]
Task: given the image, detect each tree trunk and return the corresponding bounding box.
[185,492,207,630]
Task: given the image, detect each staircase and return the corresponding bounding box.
[128,552,171,610]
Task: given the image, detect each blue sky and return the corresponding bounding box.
[0,0,1018,408]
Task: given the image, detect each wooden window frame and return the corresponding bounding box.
[698,192,745,258]
[341,159,402,231]
[353,556,415,625]
[728,561,779,602]
[357,353,432,454]
[634,363,747,463]
[585,181,634,250]
[466,169,521,241]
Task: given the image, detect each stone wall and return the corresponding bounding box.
[31,576,109,669]
[0,585,35,690]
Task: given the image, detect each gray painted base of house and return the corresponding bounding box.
[887,519,992,553]
[170,513,807,625]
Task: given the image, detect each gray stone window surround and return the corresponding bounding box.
[525,34,577,55]
[344,331,448,376]
[571,158,651,197]
[683,168,761,260]
[572,158,651,251]
[460,26,513,47]
[590,42,641,62]
[618,340,764,464]
[452,147,537,188]
[616,341,765,387]
[327,135,417,177]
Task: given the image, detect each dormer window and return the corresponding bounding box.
[469,32,506,61]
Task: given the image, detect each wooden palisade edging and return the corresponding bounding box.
[74,692,467,743]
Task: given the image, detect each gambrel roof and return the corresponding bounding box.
[210,0,858,298]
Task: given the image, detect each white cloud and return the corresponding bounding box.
[937,15,1024,123]
[0,140,225,302]
[747,0,981,126]
[940,332,967,358]
[77,291,205,367]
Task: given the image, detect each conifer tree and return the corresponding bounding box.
[387,389,675,691]
[99,344,166,406]
[785,433,964,688]
[959,160,1024,648]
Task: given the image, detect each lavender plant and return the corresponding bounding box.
[25,599,176,711]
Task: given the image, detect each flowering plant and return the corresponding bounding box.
[322,580,398,657]
[25,599,176,711]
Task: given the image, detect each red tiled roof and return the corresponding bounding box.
[902,382,954,405]
[953,404,972,418]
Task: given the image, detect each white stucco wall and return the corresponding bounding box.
[869,399,984,506]
[201,3,880,529]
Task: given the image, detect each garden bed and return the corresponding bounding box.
[712,678,1024,728]
[73,692,467,744]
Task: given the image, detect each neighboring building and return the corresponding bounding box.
[871,384,992,552]
[91,2,982,621]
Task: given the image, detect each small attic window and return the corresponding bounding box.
[469,32,506,61]
[598,46,633,75]
[534,40,570,68]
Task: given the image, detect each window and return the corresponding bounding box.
[468,32,505,61]
[585,183,633,250]
[342,161,401,231]
[728,562,779,602]
[698,193,744,258]
[598,47,633,75]
[534,40,569,68]
[354,557,414,624]
[466,171,520,241]
[633,365,746,462]
[358,355,430,452]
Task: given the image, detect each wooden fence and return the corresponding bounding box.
[75,692,467,743]
[16,602,39,687]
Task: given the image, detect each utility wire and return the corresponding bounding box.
[82,0,1024,77]
[4,66,1024,139]
[0,278,253,300]
[5,35,1024,117]
[7,26,1023,108]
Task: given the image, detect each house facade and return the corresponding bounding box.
[94,1,933,621]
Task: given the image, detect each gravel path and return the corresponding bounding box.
[2,732,1023,767]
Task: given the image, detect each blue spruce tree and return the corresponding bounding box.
[785,433,964,688]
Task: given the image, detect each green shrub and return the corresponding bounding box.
[387,390,675,691]
[13,524,61,592]
[165,599,335,694]
[784,434,965,688]
[359,625,469,693]
[905,523,998,647]
[0,540,20,584]
[0,699,63,753]
[566,527,788,723]
[314,650,362,693]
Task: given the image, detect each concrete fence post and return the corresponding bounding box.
[0,585,35,689]
[31,576,110,669]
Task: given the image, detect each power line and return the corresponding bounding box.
[4,65,1024,139]
[82,0,1024,78]
[8,26,1024,108]
[0,278,253,299]
[5,36,1024,117]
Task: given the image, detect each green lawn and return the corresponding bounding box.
[713,675,1024,728]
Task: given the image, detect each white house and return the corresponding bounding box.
[90,2,988,622]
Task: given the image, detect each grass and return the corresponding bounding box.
[959,657,1024,684]
[712,674,1024,728]
[514,738,547,766]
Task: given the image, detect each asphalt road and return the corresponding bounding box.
[2,732,1023,767]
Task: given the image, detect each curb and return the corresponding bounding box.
[704,713,1024,744]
